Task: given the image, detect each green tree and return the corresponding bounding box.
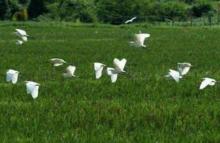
[96,0,140,24]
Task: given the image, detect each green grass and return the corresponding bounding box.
[1,22,220,142]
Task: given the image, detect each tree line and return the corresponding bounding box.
[0,0,219,24]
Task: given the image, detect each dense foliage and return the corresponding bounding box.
[0,0,218,24]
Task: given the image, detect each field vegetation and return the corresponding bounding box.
[0,22,220,142]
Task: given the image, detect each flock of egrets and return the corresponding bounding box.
[5,28,217,100]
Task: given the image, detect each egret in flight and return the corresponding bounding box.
[63,65,76,78]
[107,58,127,83]
[177,63,192,76]
[125,17,137,24]
[25,81,40,99]
[50,58,66,67]
[6,69,19,84]
[199,78,216,90]
[130,33,150,48]
[94,62,106,79]
[166,62,192,82]
[15,29,29,42]
[165,69,182,83]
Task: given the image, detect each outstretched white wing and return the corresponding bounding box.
[169,69,182,82]
[199,79,210,90]
[113,58,127,72]
[31,86,39,99]
[21,36,28,42]
[178,63,191,76]
[16,29,28,36]
[125,17,137,24]
[11,72,19,84]
[107,67,118,83]
[66,65,76,76]
[50,58,66,67]
[6,72,13,82]
[94,63,105,79]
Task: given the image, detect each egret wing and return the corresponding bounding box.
[169,69,181,82]
[110,74,118,83]
[199,79,210,90]
[94,63,104,79]
[16,29,27,36]
[107,68,118,83]
[6,72,13,82]
[66,66,76,75]
[11,72,19,84]
[113,58,127,72]
[31,86,39,99]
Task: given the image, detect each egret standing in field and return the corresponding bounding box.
[6,69,19,84]
[63,65,76,78]
[199,78,216,90]
[50,58,66,67]
[107,58,127,83]
[177,63,192,76]
[125,17,137,24]
[94,62,106,79]
[130,33,150,48]
[25,81,40,99]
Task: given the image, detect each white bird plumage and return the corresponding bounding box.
[106,67,118,83]
[25,81,40,99]
[107,58,127,83]
[21,36,28,42]
[125,17,137,24]
[63,65,76,78]
[15,29,29,42]
[199,78,216,90]
[16,40,23,45]
[6,69,19,84]
[15,29,29,37]
[130,33,150,47]
[113,58,127,73]
[177,63,192,76]
[166,69,182,82]
[50,58,66,67]
[94,62,105,79]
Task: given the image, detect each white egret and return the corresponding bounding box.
[94,62,105,79]
[6,69,19,84]
[199,78,216,90]
[50,58,66,67]
[113,58,127,73]
[25,81,40,99]
[166,69,182,83]
[125,17,137,24]
[177,63,192,76]
[130,33,150,47]
[106,58,127,83]
[63,65,76,78]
